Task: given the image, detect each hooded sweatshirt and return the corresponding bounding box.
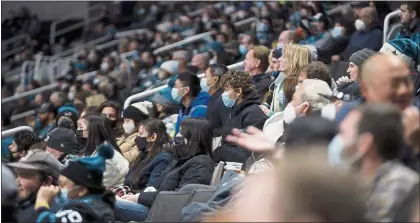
[213,91,268,164]
[174,91,210,136]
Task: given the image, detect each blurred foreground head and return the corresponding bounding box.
[205,150,366,222]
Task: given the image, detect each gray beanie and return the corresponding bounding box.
[349,48,376,67]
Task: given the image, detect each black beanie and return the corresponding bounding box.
[122,102,153,122]
[45,127,78,154]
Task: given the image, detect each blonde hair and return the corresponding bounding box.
[282,43,311,77]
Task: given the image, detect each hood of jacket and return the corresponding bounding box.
[191,91,210,108]
[232,90,261,117]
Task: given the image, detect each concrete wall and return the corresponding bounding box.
[1,1,89,22]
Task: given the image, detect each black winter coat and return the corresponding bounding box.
[213,91,268,164]
[206,89,230,137]
[136,154,214,207]
[252,73,273,103]
[34,195,114,223]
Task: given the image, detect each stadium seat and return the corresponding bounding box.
[211,161,225,186]
[190,188,217,204]
[145,191,194,222]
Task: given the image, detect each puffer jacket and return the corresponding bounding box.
[102,150,130,189]
[136,154,214,207]
[117,133,140,164]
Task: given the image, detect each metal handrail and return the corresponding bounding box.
[2,33,30,47]
[2,126,34,138]
[49,3,106,45]
[1,45,27,59]
[11,110,36,122]
[115,29,149,39]
[123,61,244,109]
[152,16,259,55]
[153,32,212,55]
[95,39,120,51]
[383,10,401,44]
[2,70,98,104]
[51,34,112,59]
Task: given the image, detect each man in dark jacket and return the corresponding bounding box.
[341,7,383,60]
[396,2,420,44]
[213,70,268,164]
[45,127,79,166]
[243,45,272,103]
[32,144,115,223]
[7,150,61,223]
[202,64,230,137]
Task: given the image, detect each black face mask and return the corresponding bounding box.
[135,136,148,151]
[109,120,117,129]
[75,129,87,149]
[174,135,186,146]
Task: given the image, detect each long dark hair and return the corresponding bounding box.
[177,118,212,158]
[82,114,122,156]
[131,119,172,189]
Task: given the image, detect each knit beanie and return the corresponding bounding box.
[45,127,78,154]
[56,105,79,126]
[122,101,154,122]
[152,88,179,109]
[160,60,179,75]
[380,39,420,72]
[349,48,376,67]
[60,143,114,190]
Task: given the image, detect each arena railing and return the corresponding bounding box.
[50,34,113,60]
[115,29,150,39]
[1,126,34,138]
[2,70,98,104]
[383,10,401,44]
[1,33,31,60]
[152,17,259,55]
[123,61,244,109]
[49,3,106,45]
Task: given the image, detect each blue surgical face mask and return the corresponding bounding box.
[200,78,211,93]
[331,26,343,38]
[257,22,269,33]
[171,87,185,103]
[271,70,280,78]
[239,44,248,55]
[222,91,236,108]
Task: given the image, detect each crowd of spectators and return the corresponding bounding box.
[1,1,420,223]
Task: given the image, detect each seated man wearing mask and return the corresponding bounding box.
[32,144,116,223]
[172,72,210,137]
[7,150,61,223]
[264,79,334,143]
[328,104,419,222]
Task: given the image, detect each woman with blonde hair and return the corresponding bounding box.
[269,43,311,113]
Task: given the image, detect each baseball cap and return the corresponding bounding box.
[350,1,370,9]
[7,150,61,179]
[37,103,55,114]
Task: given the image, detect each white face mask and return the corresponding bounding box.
[277,42,284,49]
[68,91,75,101]
[100,62,110,72]
[354,19,366,31]
[321,103,336,121]
[283,103,306,124]
[123,121,136,135]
